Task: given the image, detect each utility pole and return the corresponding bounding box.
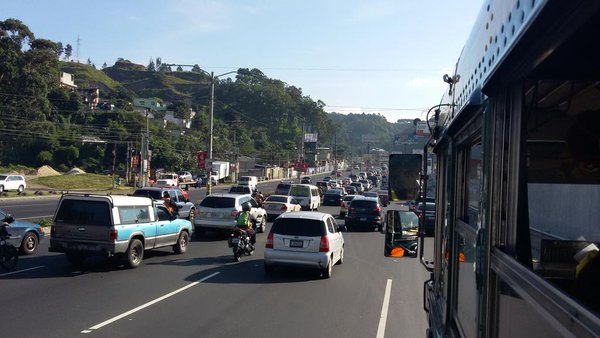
[139,132,144,188]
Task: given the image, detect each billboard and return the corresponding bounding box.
[196,151,208,169]
[361,134,380,143]
[416,121,430,136]
[304,133,318,142]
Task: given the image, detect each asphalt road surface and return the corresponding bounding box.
[0,202,432,338]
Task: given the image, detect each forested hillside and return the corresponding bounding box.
[0,18,413,173]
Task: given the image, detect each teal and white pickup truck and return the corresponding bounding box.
[50,194,193,268]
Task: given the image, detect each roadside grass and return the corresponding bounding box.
[0,164,35,173]
[30,173,119,190]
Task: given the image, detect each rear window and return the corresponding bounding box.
[325,189,342,195]
[55,199,111,226]
[132,189,162,200]
[271,218,326,237]
[418,203,436,211]
[199,196,235,208]
[343,196,356,202]
[350,200,377,208]
[266,196,288,203]
[290,185,310,196]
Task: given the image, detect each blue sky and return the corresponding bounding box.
[3,0,481,122]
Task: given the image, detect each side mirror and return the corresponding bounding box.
[3,215,14,223]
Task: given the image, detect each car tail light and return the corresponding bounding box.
[280,204,288,211]
[319,235,330,252]
[374,207,381,213]
[341,202,345,208]
[417,212,422,219]
[110,229,118,240]
[265,231,274,248]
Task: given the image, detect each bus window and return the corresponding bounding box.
[523,80,600,314]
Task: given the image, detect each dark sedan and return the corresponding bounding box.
[0,209,45,255]
[416,202,436,236]
[322,188,345,206]
[344,196,383,231]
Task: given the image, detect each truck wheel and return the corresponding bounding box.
[125,239,144,268]
[173,232,189,254]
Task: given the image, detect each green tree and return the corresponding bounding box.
[64,43,72,60]
[147,58,155,72]
[56,41,63,58]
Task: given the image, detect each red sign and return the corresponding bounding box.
[197,151,208,169]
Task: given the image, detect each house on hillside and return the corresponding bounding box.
[132,98,167,114]
[163,108,196,129]
[79,87,100,109]
[59,71,77,90]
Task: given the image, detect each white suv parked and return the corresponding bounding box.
[0,174,26,193]
[264,212,345,278]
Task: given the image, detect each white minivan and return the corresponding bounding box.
[238,176,258,191]
[289,184,320,211]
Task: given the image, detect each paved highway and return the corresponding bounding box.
[0,193,431,338]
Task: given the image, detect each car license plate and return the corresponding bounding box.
[360,217,367,221]
[289,240,303,248]
[231,238,240,244]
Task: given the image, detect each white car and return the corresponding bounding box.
[262,195,302,221]
[264,212,345,278]
[0,174,26,193]
[194,193,267,235]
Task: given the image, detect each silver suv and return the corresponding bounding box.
[194,193,267,235]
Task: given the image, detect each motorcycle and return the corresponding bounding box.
[229,228,255,262]
[0,221,18,271]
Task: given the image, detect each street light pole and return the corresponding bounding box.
[165,64,238,195]
[207,72,215,195]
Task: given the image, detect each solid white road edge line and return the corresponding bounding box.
[376,279,393,338]
[18,215,53,220]
[0,265,45,277]
[81,271,220,333]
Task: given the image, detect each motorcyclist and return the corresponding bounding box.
[235,202,256,245]
[162,191,179,217]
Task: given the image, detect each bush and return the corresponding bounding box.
[37,151,53,164]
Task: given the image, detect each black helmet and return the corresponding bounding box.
[163,191,170,198]
[242,202,251,212]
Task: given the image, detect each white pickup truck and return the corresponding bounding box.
[156,173,179,187]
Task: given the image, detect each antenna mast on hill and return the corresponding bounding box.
[76,36,81,61]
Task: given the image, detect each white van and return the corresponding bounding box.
[289,184,320,211]
[238,176,258,191]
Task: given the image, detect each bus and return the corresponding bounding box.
[419,1,600,337]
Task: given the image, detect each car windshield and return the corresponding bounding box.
[271,218,325,237]
[0,175,6,180]
[199,196,235,208]
[132,189,163,200]
[266,196,288,203]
